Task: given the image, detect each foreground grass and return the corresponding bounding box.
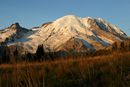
[0,51,130,87]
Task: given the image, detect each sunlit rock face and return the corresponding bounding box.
[0,15,128,53]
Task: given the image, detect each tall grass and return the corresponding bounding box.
[0,51,130,87]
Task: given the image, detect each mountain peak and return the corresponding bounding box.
[52,15,82,29]
[96,18,106,23]
[0,15,128,54]
[61,15,78,18]
[10,22,21,29]
[55,15,80,22]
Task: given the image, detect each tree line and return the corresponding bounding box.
[0,40,130,64]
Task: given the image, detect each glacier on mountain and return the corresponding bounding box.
[0,15,128,53]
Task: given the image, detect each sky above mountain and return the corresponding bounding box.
[0,0,130,35]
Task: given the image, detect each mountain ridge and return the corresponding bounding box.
[0,15,128,54]
[0,22,30,44]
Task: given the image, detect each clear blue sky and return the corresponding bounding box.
[0,0,130,35]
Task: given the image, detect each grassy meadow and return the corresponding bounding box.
[0,51,130,87]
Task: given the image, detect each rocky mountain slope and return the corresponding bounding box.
[0,15,128,53]
[0,23,30,44]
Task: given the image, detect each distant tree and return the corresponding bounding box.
[121,42,124,48]
[2,45,10,63]
[13,47,19,62]
[36,44,45,61]
[25,52,33,61]
[112,42,117,50]
[0,41,7,46]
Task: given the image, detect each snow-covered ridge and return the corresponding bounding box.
[0,15,128,53]
[0,23,30,43]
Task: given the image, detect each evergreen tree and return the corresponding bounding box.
[36,44,45,61]
[112,42,117,50]
[2,46,10,63]
[120,42,125,50]
[13,47,19,62]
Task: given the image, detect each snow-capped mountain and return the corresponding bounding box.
[0,15,128,53]
[0,23,30,44]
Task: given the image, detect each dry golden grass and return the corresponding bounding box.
[0,51,130,87]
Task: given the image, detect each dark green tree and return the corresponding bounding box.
[36,44,45,61]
